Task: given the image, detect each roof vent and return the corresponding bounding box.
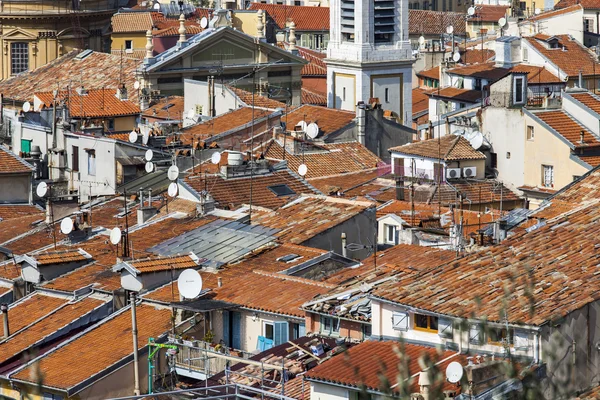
[76,86,88,96]
[277,254,301,262]
[75,49,93,60]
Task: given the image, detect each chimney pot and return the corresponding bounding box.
[217,277,223,287]
[1,303,9,338]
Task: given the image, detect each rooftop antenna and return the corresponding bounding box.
[36,182,57,249]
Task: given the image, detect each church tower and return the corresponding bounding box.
[326,0,413,125]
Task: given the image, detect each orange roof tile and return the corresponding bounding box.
[264,138,383,179]
[576,154,600,167]
[34,249,91,265]
[111,11,154,32]
[509,64,562,84]
[152,24,203,37]
[127,254,199,273]
[308,169,384,195]
[297,47,327,76]
[250,195,374,244]
[528,4,582,21]
[429,87,482,103]
[283,105,355,137]
[390,135,486,161]
[301,88,327,106]
[0,51,140,104]
[555,0,598,10]
[0,296,106,366]
[408,10,466,35]
[570,91,600,114]
[249,3,329,31]
[459,49,495,64]
[0,205,44,221]
[472,5,509,22]
[532,110,600,148]
[412,88,432,116]
[5,294,68,334]
[228,87,286,109]
[524,34,600,77]
[417,66,440,80]
[0,146,34,174]
[142,96,185,121]
[36,88,140,118]
[12,304,172,391]
[447,62,510,81]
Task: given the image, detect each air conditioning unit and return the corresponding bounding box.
[446,168,461,180]
[463,166,477,178]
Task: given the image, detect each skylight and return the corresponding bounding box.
[268,184,296,197]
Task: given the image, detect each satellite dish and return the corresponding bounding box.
[36,182,48,198]
[145,149,153,161]
[168,182,178,197]
[498,17,507,27]
[446,361,464,383]
[153,2,161,10]
[296,120,307,132]
[446,25,454,34]
[306,123,319,139]
[453,52,461,62]
[133,81,140,90]
[60,218,74,235]
[142,130,149,145]
[167,165,179,181]
[128,131,137,143]
[469,131,484,150]
[109,227,122,245]
[535,7,541,14]
[200,16,208,29]
[187,109,195,119]
[211,152,221,165]
[418,35,425,45]
[467,6,475,15]
[22,101,31,113]
[177,268,203,299]
[298,164,308,176]
[145,161,154,173]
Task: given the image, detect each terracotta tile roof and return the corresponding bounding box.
[0,205,44,221]
[251,195,375,244]
[459,49,495,64]
[111,11,154,32]
[555,0,600,10]
[274,376,308,400]
[529,4,582,21]
[152,24,203,37]
[36,88,140,118]
[509,64,562,84]
[12,304,172,391]
[0,296,106,366]
[532,110,600,148]
[0,50,140,104]
[447,62,510,81]
[283,105,355,137]
[0,146,34,174]
[302,77,327,95]
[431,180,520,205]
[577,385,600,399]
[390,135,486,161]
[0,215,45,252]
[142,96,184,120]
[306,341,468,394]
[472,5,509,22]
[412,88,432,117]
[417,66,440,81]
[34,249,91,265]
[184,169,319,210]
[297,47,327,76]
[524,34,600,77]
[5,294,68,334]
[110,49,147,61]
[428,87,482,103]
[249,3,330,31]
[127,254,199,273]
[264,138,383,179]
[408,10,466,35]
[308,169,384,195]
[570,91,600,114]
[228,87,286,109]
[344,180,396,203]
[576,154,600,167]
[301,88,327,106]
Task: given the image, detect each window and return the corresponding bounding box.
[488,327,513,346]
[263,321,274,340]
[125,40,133,50]
[459,102,466,109]
[292,322,305,339]
[294,0,301,4]
[542,164,554,188]
[414,313,438,333]
[343,87,346,102]
[491,152,498,169]
[525,126,535,142]
[72,146,79,172]
[514,77,525,104]
[385,88,389,103]
[43,393,63,400]
[87,150,96,176]
[385,224,395,243]
[522,47,529,62]
[392,311,409,331]
[320,316,340,336]
[506,152,511,159]
[20,138,32,155]
[11,42,29,75]
[585,18,594,32]
[474,78,482,91]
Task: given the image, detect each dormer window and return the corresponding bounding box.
[547,38,560,49]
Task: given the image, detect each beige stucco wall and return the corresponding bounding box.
[111,32,147,53]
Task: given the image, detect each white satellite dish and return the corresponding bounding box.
[187,109,195,119]
[60,218,74,235]
[168,182,178,197]
[167,165,179,181]
[153,2,161,10]
[128,131,137,143]
[211,152,221,165]
[109,227,122,245]
[446,25,454,34]
[418,35,425,45]
[306,123,319,139]
[22,101,31,113]
[498,17,507,27]
[453,52,460,62]
[446,361,464,384]
[298,163,308,176]
[142,130,149,145]
[145,161,154,173]
[200,16,208,29]
[36,182,48,198]
[145,149,153,161]
[296,120,307,132]
[535,7,541,14]
[469,131,484,150]
[133,81,140,90]
[467,6,475,16]
[178,268,203,299]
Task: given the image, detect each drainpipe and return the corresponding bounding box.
[357,103,366,145]
[341,233,347,257]
[130,292,140,396]
[1,304,9,338]
[533,331,540,363]
[597,12,599,36]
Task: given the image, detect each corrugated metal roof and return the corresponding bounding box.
[148,219,279,265]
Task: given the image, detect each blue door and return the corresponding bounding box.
[231,311,242,350]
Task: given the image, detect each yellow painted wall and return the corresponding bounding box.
[114,116,137,132]
[231,11,262,37]
[111,32,147,53]
[523,115,589,190]
[466,21,499,39]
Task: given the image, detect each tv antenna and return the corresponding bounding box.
[177,269,203,299]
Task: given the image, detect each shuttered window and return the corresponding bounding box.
[438,317,453,338]
[274,321,289,345]
[469,324,482,345]
[392,311,409,331]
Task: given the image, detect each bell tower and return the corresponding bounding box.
[326,0,413,125]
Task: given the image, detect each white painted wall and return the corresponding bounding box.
[519,9,584,44]
[310,382,351,400]
[183,79,251,127]
[563,92,600,135]
[390,153,485,179]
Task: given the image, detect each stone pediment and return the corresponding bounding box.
[3,28,38,41]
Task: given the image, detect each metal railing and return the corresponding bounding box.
[173,339,253,377]
[107,383,299,400]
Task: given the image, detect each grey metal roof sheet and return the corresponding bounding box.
[148,219,279,264]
